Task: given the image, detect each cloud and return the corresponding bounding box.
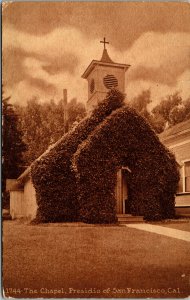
[7,80,51,106]
[3,24,102,103]
[124,32,190,104]
[125,31,190,86]
[3,24,190,106]
[126,32,190,68]
[22,56,87,101]
[3,23,101,66]
[127,70,190,108]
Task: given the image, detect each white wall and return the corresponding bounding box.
[9,177,37,220]
[162,134,190,208]
[10,190,24,219]
[24,178,37,219]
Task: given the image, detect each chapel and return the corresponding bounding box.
[7,39,181,223]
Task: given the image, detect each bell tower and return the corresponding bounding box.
[82,38,130,113]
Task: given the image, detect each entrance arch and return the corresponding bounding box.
[116,168,129,214]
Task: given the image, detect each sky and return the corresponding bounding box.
[2,2,190,107]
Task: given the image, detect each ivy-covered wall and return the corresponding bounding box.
[31,89,125,222]
[72,106,179,223]
[31,89,179,223]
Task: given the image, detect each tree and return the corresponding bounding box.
[169,104,186,126]
[130,89,152,122]
[16,97,87,165]
[130,89,164,133]
[2,92,27,208]
[151,92,183,130]
[150,113,166,134]
[16,97,53,164]
[67,98,86,130]
[131,90,190,134]
[184,98,190,120]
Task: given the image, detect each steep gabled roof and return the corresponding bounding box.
[17,133,69,184]
[159,119,190,141]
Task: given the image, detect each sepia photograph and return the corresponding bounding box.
[2,1,190,298]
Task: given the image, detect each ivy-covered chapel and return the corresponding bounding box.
[11,39,179,223]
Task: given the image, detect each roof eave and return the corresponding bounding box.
[17,166,31,184]
[16,133,69,184]
[81,60,131,79]
[160,128,190,143]
[81,60,97,79]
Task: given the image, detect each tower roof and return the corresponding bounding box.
[81,48,130,79]
[100,48,114,63]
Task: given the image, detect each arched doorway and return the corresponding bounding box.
[115,167,131,214]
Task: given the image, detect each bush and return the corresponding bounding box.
[72,106,179,223]
[31,90,125,222]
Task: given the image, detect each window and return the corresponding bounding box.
[177,167,183,193]
[103,74,118,89]
[177,160,190,194]
[185,161,190,192]
[90,79,95,94]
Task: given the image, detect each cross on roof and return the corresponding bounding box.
[100,37,109,49]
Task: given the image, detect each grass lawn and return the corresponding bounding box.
[3,220,190,298]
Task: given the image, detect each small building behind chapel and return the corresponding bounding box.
[160,120,190,215]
